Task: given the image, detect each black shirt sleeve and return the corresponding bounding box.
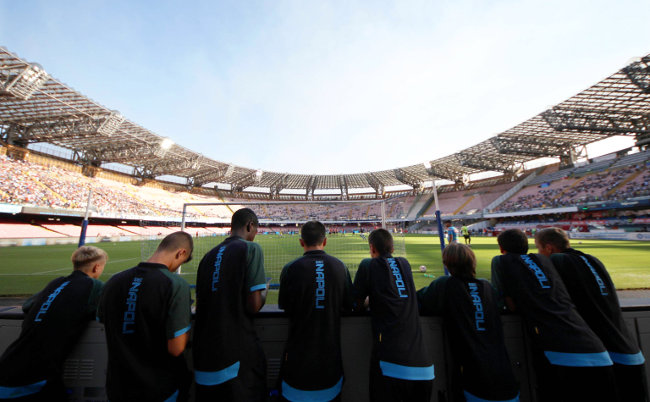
[417,276,448,315]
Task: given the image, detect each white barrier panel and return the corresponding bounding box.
[570,232,650,241]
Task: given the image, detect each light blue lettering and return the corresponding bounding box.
[520,255,551,289]
[388,258,408,298]
[315,260,325,309]
[211,246,226,292]
[580,256,608,296]
[122,277,142,334]
[468,282,486,331]
[34,281,70,322]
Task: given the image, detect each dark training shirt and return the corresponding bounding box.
[354,256,434,380]
[551,249,644,365]
[278,250,353,400]
[0,270,103,399]
[98,262,191,401]
[418,276,519,401]
[491,253,611,367]
[193,235,266,385]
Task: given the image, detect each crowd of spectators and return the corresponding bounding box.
[496,163,649,212]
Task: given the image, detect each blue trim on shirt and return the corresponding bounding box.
[609,351,645,365]
[464,390,520,402]
[0,380,47,398]
[281,377,343,402]
[164,389,179,402]
[195,361,240,385]
[250,283,266,292]
[544,351,612,367]
[379,360,435,380]
[173,325,191,338]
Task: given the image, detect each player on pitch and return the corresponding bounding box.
[445,220,458,244]
[193,208,269,402]
[491,228,616,402]
[536,227,646,402]
[354,228,434,402]
[278,220,353,401]
[0,246,106,401]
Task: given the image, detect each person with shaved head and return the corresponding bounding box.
[98,231,193,402]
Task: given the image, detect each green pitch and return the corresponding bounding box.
[1,235,649,305]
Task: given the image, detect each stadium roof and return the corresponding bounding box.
[1,47,649,198]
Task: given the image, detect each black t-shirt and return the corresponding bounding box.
[0,271,103,396]
[354,256,434,380]
[278,250,353,397]
[491,253,611,366]
[418,276,519,401]
[97,262,191,401]
[192,235,266,385]
[551,249,644,365]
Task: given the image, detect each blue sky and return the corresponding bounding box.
[1,0,649,175]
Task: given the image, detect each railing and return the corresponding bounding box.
[1,307,649,401]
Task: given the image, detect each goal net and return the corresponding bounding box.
[140,200,407,287]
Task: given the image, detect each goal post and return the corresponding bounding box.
[142,199,407,286]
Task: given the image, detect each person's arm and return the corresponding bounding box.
[168,332,190,357]
[165,276,192,357]
[352,259,371,312]
[245,242,267,314]
[278,263,292,312]
[22,292,40,314]
[342,267,354,314]
[491,256,514,311]
[417,276,447,315]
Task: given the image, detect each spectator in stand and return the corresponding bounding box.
[536,227,647,402]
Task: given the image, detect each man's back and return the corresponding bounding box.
[278,250,353,396]
[355,256,433,371]
[192,235,266,388]
[418,276,518,401]
[0,271,103,396]
[98,263,191,401]
[491,253,608,359]
[551,249,643,362]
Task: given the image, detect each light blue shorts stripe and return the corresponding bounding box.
[173,325,191,338]
[464,390,520,402]
[0,380,47,398]
[281,377,343,402]
[195,361,240,385]
[379,360,435,380]
[544,351,613,367]
[609,351,645,365]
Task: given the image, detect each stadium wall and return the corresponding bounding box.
[1,309,649,402]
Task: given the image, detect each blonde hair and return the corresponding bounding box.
[71,246,108,270]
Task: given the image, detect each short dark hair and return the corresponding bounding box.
[535,227,570,251]
[497,229,529,254]
[301,220,326,246]
[157,231,194,254]
[369,228,393,255]
[231,208,259,230]
[443,243,476,280]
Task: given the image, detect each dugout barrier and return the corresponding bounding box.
[1,308,649,402]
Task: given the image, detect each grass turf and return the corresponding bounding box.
[1,235,649,305]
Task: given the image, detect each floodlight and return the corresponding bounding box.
[160,138,174,150]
